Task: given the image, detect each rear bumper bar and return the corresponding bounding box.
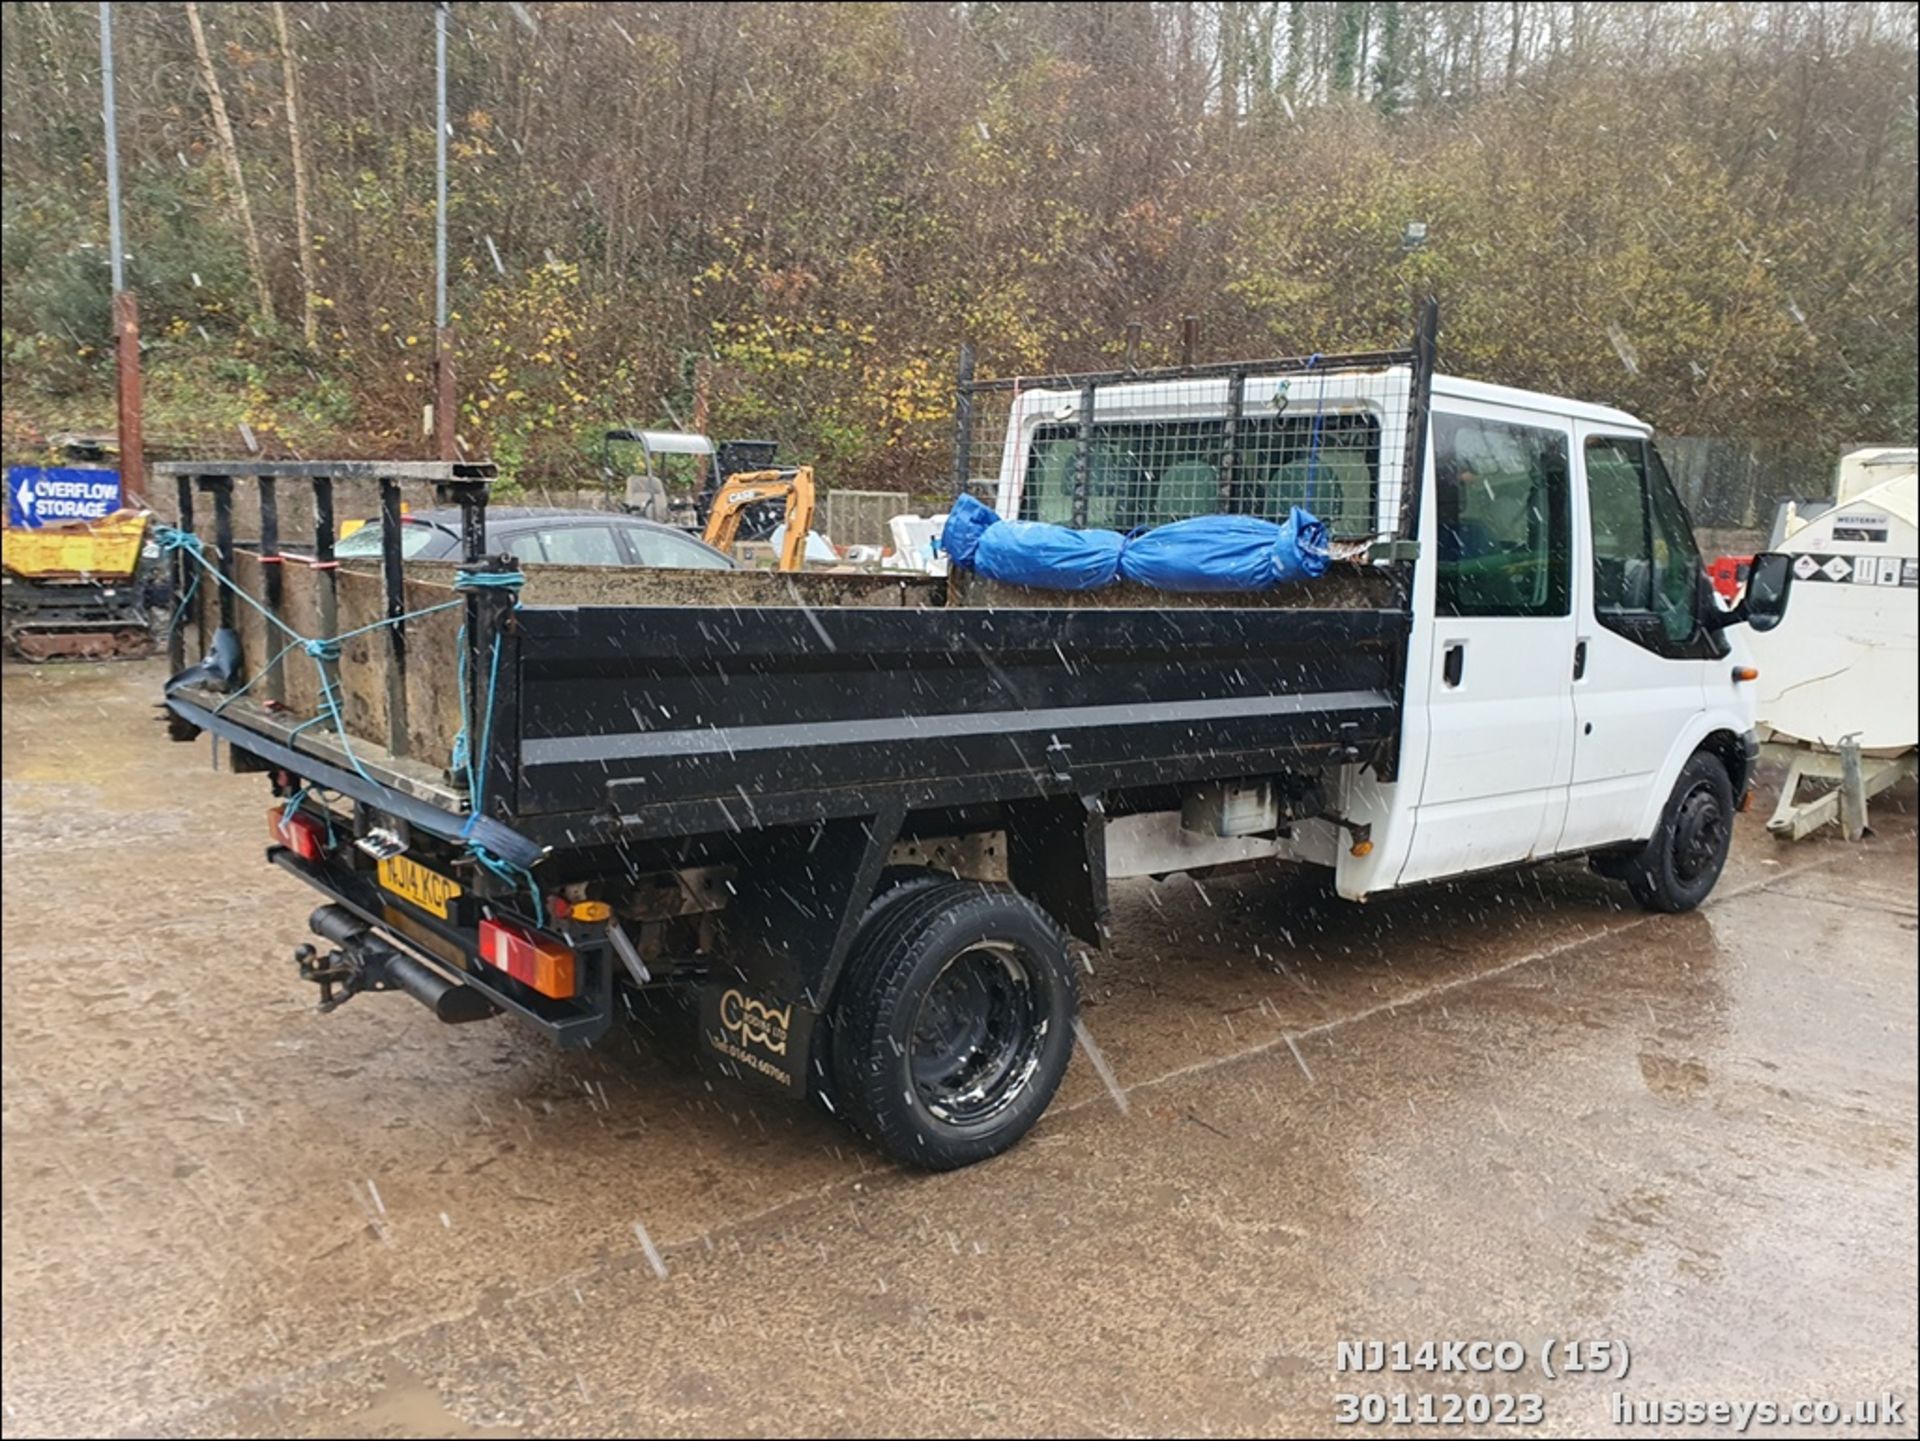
[168,693,545,871]
[268,847,612,1047]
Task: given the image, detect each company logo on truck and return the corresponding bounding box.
[698,983,807,1092]
[720,988,792,1055]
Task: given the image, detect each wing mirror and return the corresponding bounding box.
[1702,551,1794,632]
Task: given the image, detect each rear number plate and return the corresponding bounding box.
[377,854,462,919]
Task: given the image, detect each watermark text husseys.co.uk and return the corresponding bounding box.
[1610,1391,1906,1431]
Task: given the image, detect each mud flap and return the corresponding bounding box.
[697,984,817,1094]
[1007,793,1109,944]
[698,804,903,1096]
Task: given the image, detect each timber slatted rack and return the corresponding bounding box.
[152,459,498,769]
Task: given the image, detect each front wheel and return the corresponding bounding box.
[829,881,1077,1170]
[1619,751,1736,913]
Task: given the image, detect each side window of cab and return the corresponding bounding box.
[1584,436,1721,658]
[1431,412,1571,617]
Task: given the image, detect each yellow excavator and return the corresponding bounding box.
[701,465,818,572]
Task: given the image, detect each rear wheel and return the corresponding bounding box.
[1618,751,1736,913]
[805,869,954,1114]
[829,881,1076,1170]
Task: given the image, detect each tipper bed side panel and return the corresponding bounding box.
[512,603,1409,831]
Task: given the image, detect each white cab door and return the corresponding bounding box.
[1401,406,1578,884]
[1555,429,1712,852]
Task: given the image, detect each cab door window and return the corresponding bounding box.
[1585,436,1712,652]
[1432,412,1571,617]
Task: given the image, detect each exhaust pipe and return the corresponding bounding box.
[307,905,498,1025]
[377,944,499,1025]
[310,903,369,947]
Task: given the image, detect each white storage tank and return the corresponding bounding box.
[1749,447,1918,754]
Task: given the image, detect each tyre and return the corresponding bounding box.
[829,881,1077,1170]
[805,869,956,1115]
[1619,751,1736,913]
[1586,844,1638,881]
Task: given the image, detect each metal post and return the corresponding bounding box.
[1125,321,1142,373]
[379,478,410,757]
[432,2,456,461]
[1839,735,1868,842]
[951,343,976,502]
[1218,370,1246,514]
[112,294,145,508]
[1071,380,1097,528]
[101,4,144,503]
[258,477,286,703]
[313,476,338,645]
[170,473,195,671]
[447,477,512,816]
[1398,296,1440,551]
[200,476,236,632]
[447,478,490,792]
[1180,315,1198,369]
[434,4,449,335]
[435,328,457,462]
[474,566,518,823]
[101,3,123,296]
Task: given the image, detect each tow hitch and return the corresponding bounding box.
[295,904,498,1024]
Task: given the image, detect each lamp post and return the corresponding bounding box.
[101,2,144,503]
[433,1,456,461]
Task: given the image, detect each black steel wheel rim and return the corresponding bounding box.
[1672,781,1726,884]
[909,941,1044,1127]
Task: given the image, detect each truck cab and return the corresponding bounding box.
[1371,377,1761,902]
[991,368,1772,909]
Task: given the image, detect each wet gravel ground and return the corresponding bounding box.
[3,659,1915,1437]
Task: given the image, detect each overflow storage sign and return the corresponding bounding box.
[7,467,123,529]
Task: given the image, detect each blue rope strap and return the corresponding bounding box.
[161,525,541,911]
[448,568,524,806]
[160,528,205,643]
[454,620,541,915]
[281,785,340,846]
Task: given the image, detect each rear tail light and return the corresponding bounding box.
[269,805,328,862]
[478,917,577,1000]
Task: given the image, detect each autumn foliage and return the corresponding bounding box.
[1,2,1913,495]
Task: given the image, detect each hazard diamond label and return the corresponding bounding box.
[1792,552,1920,586]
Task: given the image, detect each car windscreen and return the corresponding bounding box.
[334,521,447,560]
[627,527,732,569]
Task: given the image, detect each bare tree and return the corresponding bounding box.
[1333,1,1366,94]
[2,1,1912,480]
[271,3,318,349]
[184,1,273,323]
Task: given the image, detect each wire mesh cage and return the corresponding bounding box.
[951,317,1434,549]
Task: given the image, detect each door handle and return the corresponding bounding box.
[1442,642,1465,688]
[1573,639,1588,681]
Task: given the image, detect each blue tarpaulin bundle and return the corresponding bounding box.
[940,493,1330,593]
[975,516,1125,591]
